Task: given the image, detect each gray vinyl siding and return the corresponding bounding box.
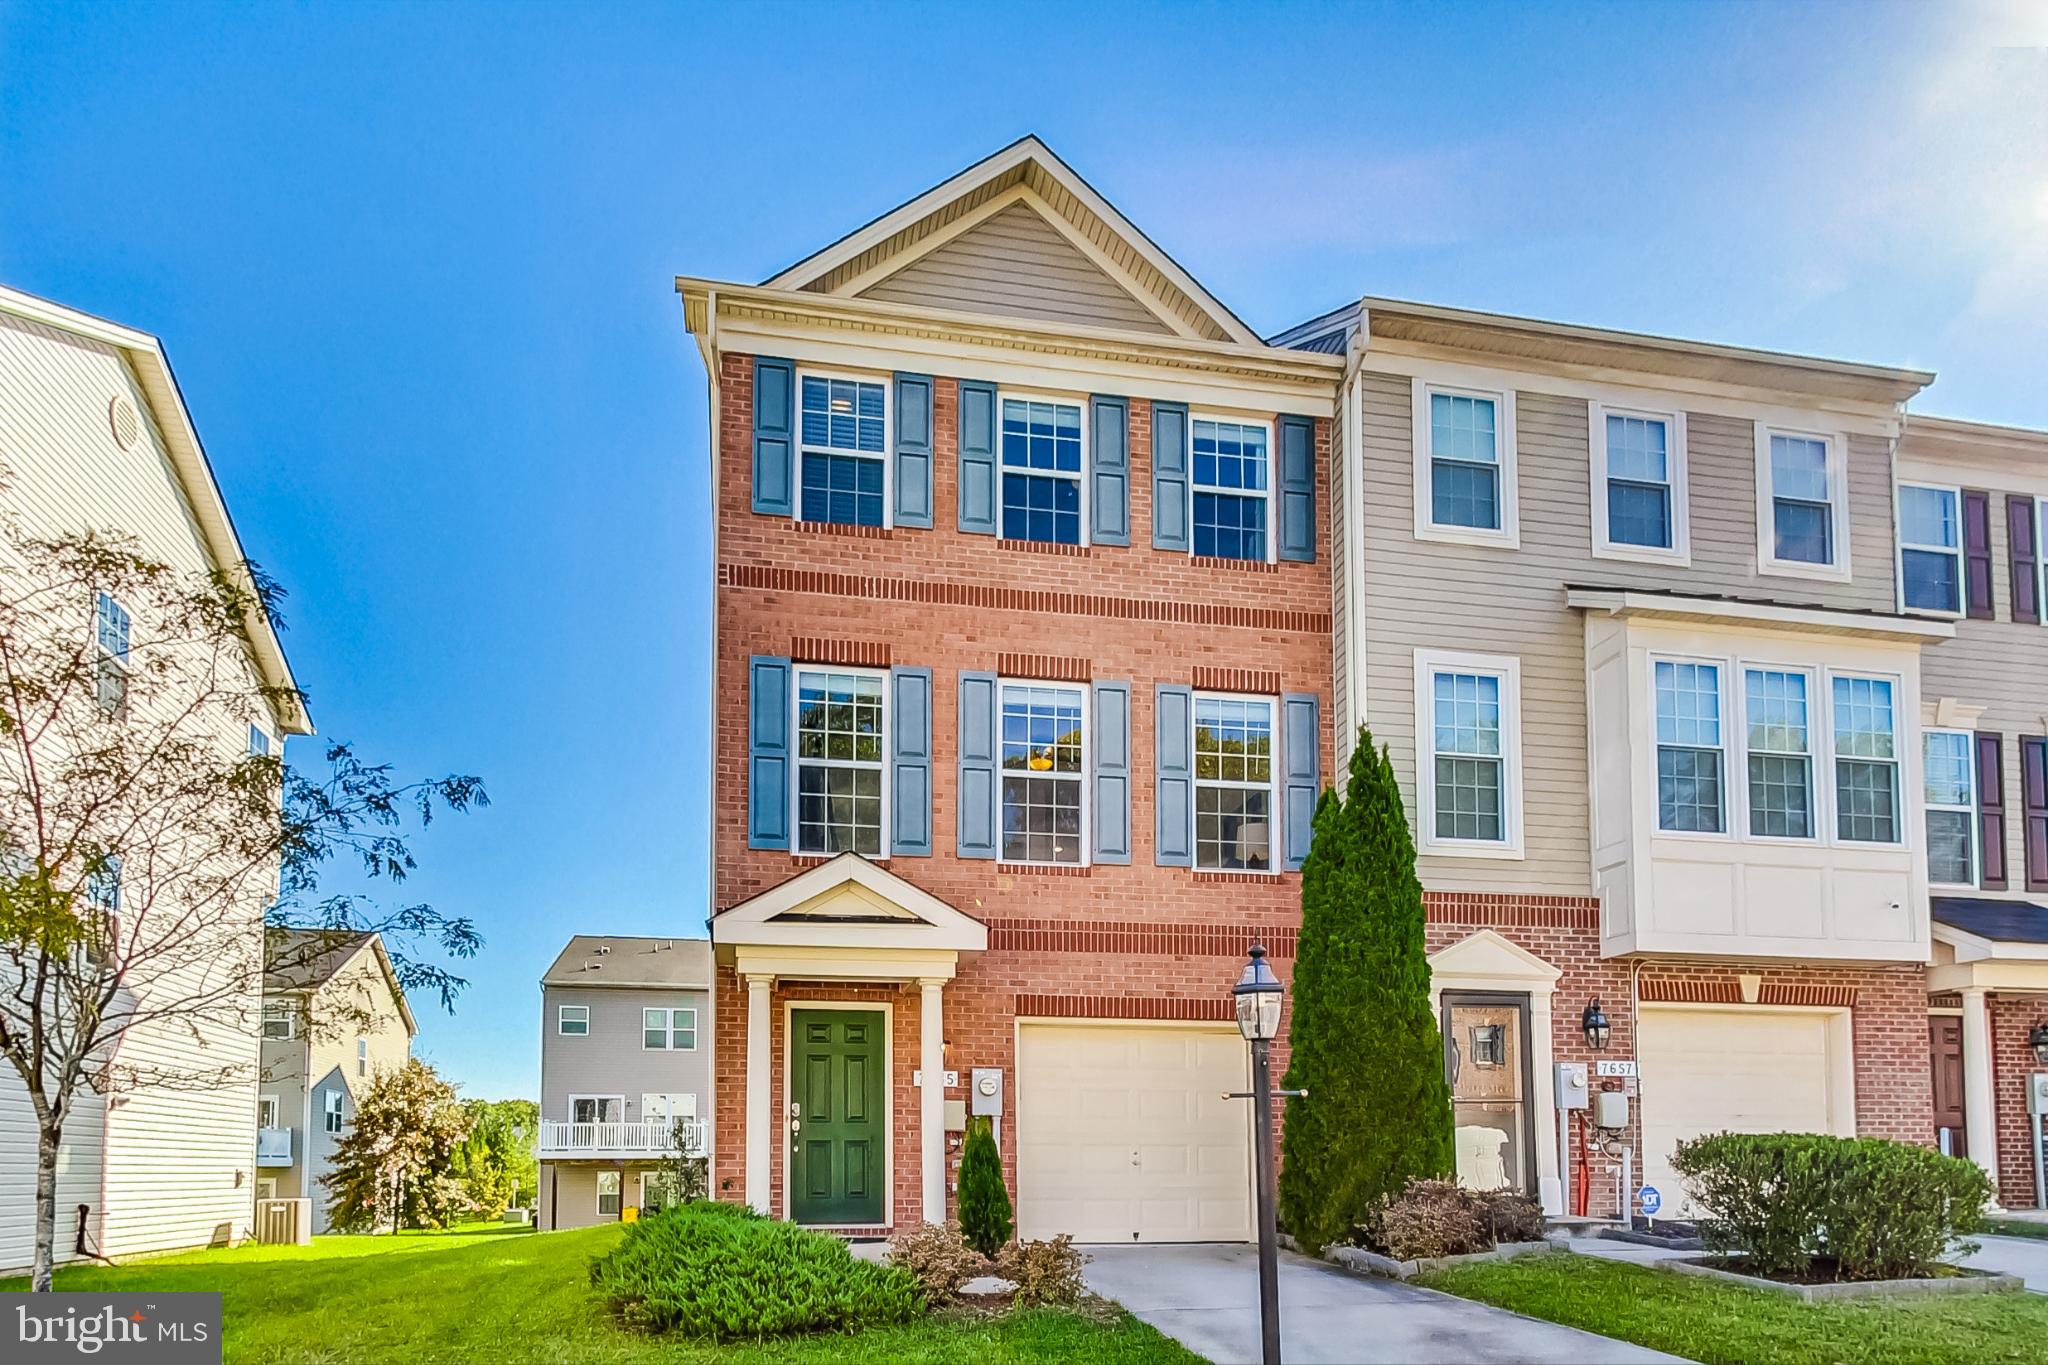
[860,202,1171,335]
[539,986,712,1127]
[1358,373,1900,895]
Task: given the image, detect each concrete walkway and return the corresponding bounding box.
[1084,1242,1687,1365]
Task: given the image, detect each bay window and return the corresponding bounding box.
[1655,661,1725,833]
[1743,669,1813,839]
[1832,675,1900,843]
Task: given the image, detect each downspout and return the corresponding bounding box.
[1336,301,1371,764]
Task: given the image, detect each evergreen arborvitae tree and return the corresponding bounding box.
[955,1115,1013,1257]
[1278,729,1454,1253]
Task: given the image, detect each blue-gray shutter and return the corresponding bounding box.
[890,667,932,856]
[1154,683,1194,866]
[1278,415,1316,563]
[1090,395,1130,546]
[1152,401,1189,551]
[1281,692,1321,870]
[1093,681,1132,864]
[958,380,998,535]
[751,357,795,517]
[957,672,998,858]
[747,655,792,849]
[894,374,934,529]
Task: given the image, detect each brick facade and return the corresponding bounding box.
[1990,994,2048,1207]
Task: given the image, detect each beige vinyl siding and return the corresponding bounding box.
[860,202,1171,335]
[0,308,271,1261]
[1358,372,1900,894]
[0,1084,105,1275]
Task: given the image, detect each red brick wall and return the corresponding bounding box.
[1991,994,2048,1207]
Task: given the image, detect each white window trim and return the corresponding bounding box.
[356,1036,368,1077]
[641,1005,699,1052]
[596,1169,622,1216]
[1191,688,1283,874]
[1923,726,1979,890]
[569,1093,625,1124]
[1412,380,1520,549]
[2035,498,2048,628]
[1648,655,1733,842]
[322,1089,345,1134]
[1755,423,1852,583]
[1413,650,1525,859]
[793,368,893,530]
[262,1001,296,1041]
[1589,402,1690,565]
[1895,481,1965,618]
[997,389,1090,549]
[789,663,892,860]
[257,1094,279,1129]
[1826,668,1906,847]
[1189,412,1277,564]
[996,677,1092,869]
[556,1003,590,1036]
[1733,663,1819,846]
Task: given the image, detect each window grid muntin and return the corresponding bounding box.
[1604,413,1673,549]
[794,668,886,856]
[1923,728,1976,886]
[1832,675,1900,843]
[1192,418,1270,560]
[1899,484,1963,613]
[1001,397,1083,545]
[1194,693,1275,870]
[1655,660,1725,833]
[999,682,1086,866]
[642,1006,697,1050]
[797,374,887,528]
[1431,670,1504,842]
[1744,668,1813,839]
[1769,433,1835,566]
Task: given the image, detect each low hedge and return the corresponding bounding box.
[590,1200,923,1339]
[1670,1132,1989,1281]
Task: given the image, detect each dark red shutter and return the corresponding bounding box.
[1978,731,2007,890]
[2023,737,2048,892]
[1963,491,1994,618]
[2009,495,2039,624]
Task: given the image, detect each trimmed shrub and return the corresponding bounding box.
[1672,1132,1990,1281]
[957,1116,1013,1257]
[1479,1189,1545,1246]
[590,1201,922,1338]
[888,1221,987,1304]
[1370,1179,1546,1260]
[998,1235,1088,1307]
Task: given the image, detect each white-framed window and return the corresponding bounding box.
[1000,395,1085,546]
[1832,674,1901,844]
[262,1001,296,1040]
[999,680,1088,865]
[639,1171,674,1213]
[1741,668,1814,840]
[570,1094,623,1124]
[1193,693,1277,870]
[1756,425,1850,580]
[1590,403,1688,562]
[1898,483,1963,615]
[248,725,271,757]
[1924,729,1978,887]
[1191,416,1273,562]
[356,1037,368,1077]
[1653,660,1726,835]
[1414,651,1525,857]
[257,1095,279,1129]
[556,1004,589,1036]
[322,1089,344,1135]
[1413,382,1518,547]
[641,1007,697,1051]
[596,1170,622,1218]
[796,371,889,529]
[94,592,131,712]
[793,666,887,857]
[82,854,120,965]
[640,1093,696,1126]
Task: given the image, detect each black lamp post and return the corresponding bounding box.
[1232,943,1288,1365]
[1582,999,1612,1051]
[2029,1021,2048,1066]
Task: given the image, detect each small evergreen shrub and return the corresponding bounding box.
[998,1235,1088,1306]
[956,1116,1013,1257]
[1672,1132,1990,1281]
[590,1201,922,1338]
[887,1221,987,1304]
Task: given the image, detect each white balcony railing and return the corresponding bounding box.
[256,1126,294,1166]
[538,1118,706,1159]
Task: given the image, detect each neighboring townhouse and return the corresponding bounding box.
[537,936,712,1230]
[258,931,416,1231]
[0,285,312,1273]
[1893,414,2048,1210]
[678,137,1336,1241]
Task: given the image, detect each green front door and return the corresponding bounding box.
[790,1009,885,1225]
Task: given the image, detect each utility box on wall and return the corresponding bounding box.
[970,1068,1003,1117]
[2028,1072,2048,1116]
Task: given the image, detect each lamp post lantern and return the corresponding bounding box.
[2030,1021,2048,1067]
[1230,942,1295,1365]
[1582,999,1612,1051]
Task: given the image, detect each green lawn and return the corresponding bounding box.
[1417,1251,2048,1365]
[2,1223,1201,1365]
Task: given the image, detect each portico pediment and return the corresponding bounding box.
[713,853,988,968]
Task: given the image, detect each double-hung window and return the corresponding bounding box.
[1758,428,1846,577]
[1415,383,1517,545]
[596,1171,621,1217]
[356,1037,368,1078]
[1924,729,1978,886]
[248,725,271,757]
[1193,694,1275,870]
[262,1001,296,1040]
[82,853,120,963]
[1832,675,1900,843]
[1655,661,1725,834]
[1744,669,1813,838]
[557,1004,589,1036]
[998,682,1086,864]
[797,374,887,528]
[1898,484,1963,614]
[1192,418,1271,560]
[94,592,130,712]
[1592,406,1687,560]
[794,668,885,856]
[642,1006,697,1051]
[323,1089,344,1135]
[1416,653,1523,856]
[1000,398,1083,545]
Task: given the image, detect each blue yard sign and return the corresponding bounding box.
[1637,1184,1663,1217]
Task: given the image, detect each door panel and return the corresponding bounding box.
[790,1009,885,1224]
[1930,1016,1967,1158]
[1443,995,1531,1194]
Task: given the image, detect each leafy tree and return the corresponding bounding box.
[451,1098,538,1216]
[1279,730,1454,1254]
[956,1115,1012,1256]
[0,528,485,1288]
[323,1057,473,1231]
[642,1114,708,1212]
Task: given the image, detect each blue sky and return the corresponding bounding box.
[3,2,2043,1098]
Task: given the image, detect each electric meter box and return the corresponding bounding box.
[1555,1062,1590,1111]
[1594,1090,1630,1131]
[970,1067,1004,1117]
[2029,1072,2048,1116]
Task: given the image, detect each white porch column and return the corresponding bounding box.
[919,978,946,1224]
[744,974,774,1214]
[1962,986,2000,1196]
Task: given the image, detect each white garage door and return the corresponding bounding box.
[1016,1023,1251,1243]
[1638,1005,1853,1217]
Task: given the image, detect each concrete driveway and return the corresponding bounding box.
[1084,1243,1688,1365]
